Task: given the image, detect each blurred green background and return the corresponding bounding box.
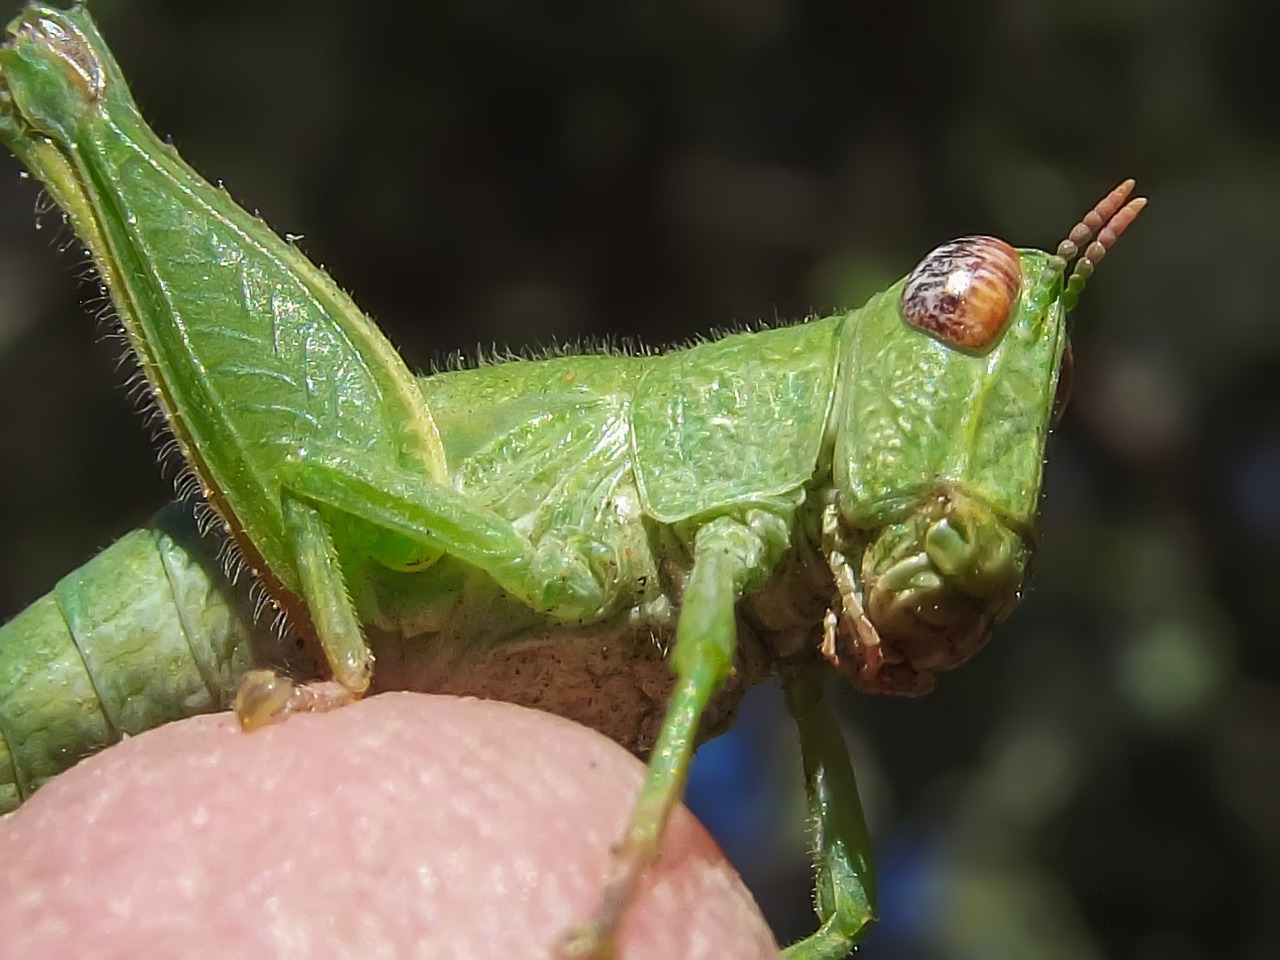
[0,0,1275,956]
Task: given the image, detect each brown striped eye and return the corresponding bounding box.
[900,236,1022,350]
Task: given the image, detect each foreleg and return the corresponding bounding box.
[780,668,876,959]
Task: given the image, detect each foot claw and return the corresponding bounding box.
[557,925,614,960]
[233,670,357,730]
[233,669,298,730]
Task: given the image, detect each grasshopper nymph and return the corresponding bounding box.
[0,5,1143,957]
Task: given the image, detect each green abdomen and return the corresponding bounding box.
[0,504,265,811]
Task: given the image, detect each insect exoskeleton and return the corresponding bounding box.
[852,490,1030,695]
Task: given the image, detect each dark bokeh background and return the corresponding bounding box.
[0,1,1276,957]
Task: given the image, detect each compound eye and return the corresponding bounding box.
[900,236,1022,350]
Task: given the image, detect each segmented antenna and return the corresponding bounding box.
[1053,178,1147,311]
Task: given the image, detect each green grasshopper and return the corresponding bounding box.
[0,4,1144,957]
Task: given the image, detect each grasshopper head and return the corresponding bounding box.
[824,181,1145,695]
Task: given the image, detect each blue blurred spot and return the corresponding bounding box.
[686,684,786,868]
[1232,438,1280,537]
[866,827,946,951]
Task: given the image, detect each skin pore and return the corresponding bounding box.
[0,692,777,959]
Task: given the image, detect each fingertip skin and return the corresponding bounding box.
[0,692,777,960]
